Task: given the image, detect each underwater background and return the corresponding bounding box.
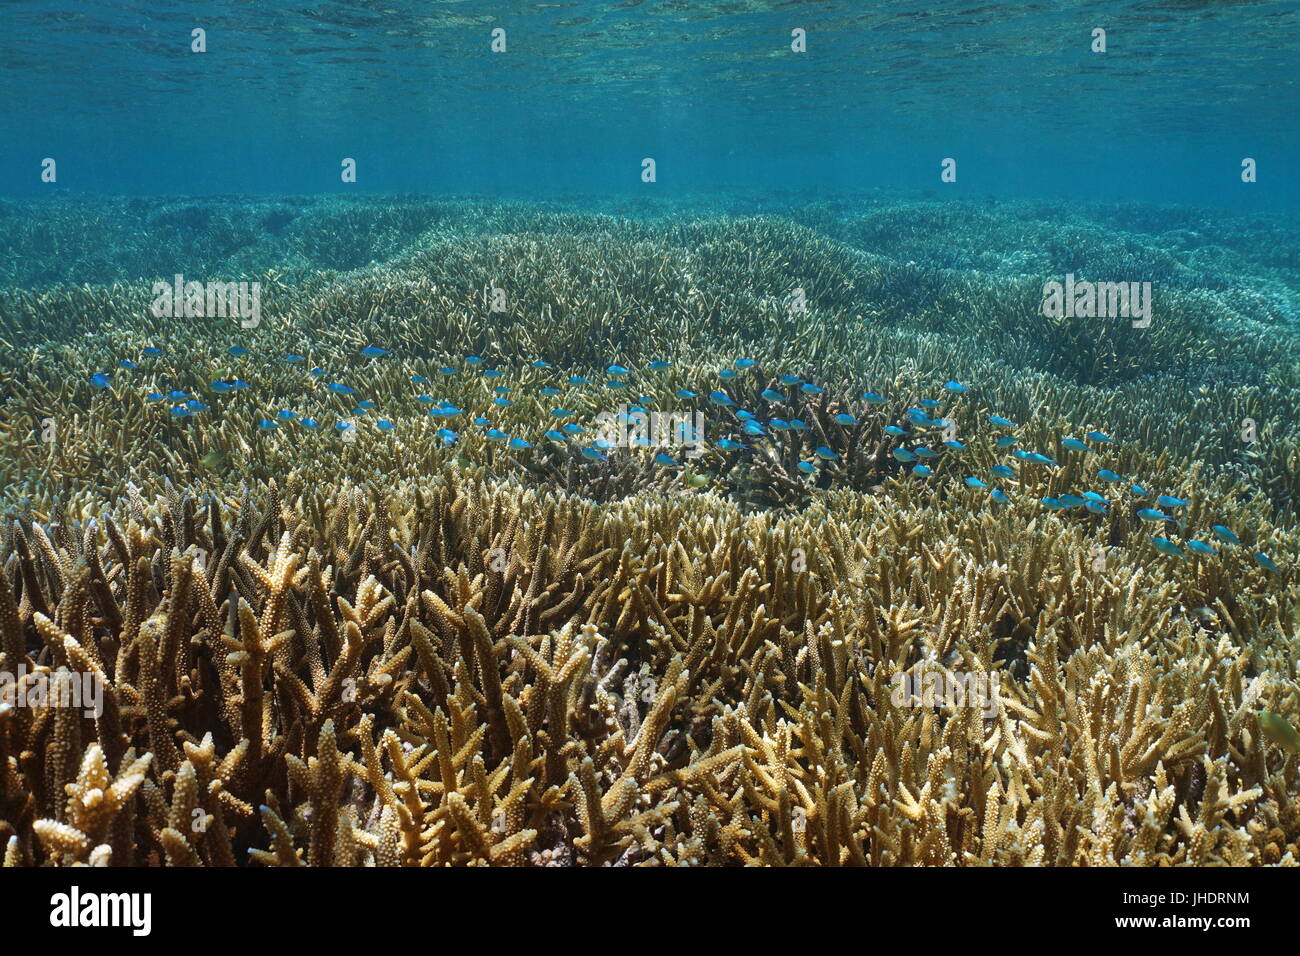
[0,1,1299,867]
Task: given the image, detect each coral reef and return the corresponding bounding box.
[1,194,1297,866]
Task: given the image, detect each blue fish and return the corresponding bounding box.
[709,391,736,406]
[356,400,375,410]
[465,356,485,366]
[735,410,755,421]
[257,419,278,430]
[285,354,306,364]
[1156,495,1189,508]
[550,408,573,418]
[492,397,513,408]
[376,420,395,432]
[943,381,969,394]
[893,448,918,463]
[508,437,532,450]
[532,360,552,368]
[300,418,321,429]
[1059,495,1087,508]
[569,376,592,386]
[483,369,505,378]
[146,392,164,402]
[143,346,163,356]
[1087,431,1114,443]
[1212,525,1242,545]
[593,439,615,452]
[906,411,936,427]
[988,416,1018,428]
[795,461,816,474]
[493,386,511,394]
[486,429,508,442]
[1151,537,1185,558]
[416,395,436,404]
[170,407,191,418]
[995,436,1019,449]
[990,489,1010,504]
[779,374,803,385]
[787,420,810,431]
[1041,497,1064,510]
[1138,508,1173,523]
[654,453,678,467]
[742,422,765,437]
[990,465,1016,479]
[800,384,825,396]
[185,400,209,412]
[964,477,989,489]
[717,439,745,451]
[326,383,355,395]
[436,405,462,417]
[943,440,965,451]
[276,410,297,420]
[360,346,388,358]
[1061,438,1089,452]
[912,464,934,478]
[232,380,251,390]
[884,425,909,437]
[1130,484,1149,496]
[734,358,756,369]
[676,389,698,400]
[647,360,671,370]
[1082,492,1106,502]
[1186,540,1218,555]
[607,365,631,376]
[1024,453,1057,465]
[1097,470,1124,483]
[229,346,250,357]
[1255,552,1280,573]
[761,389,786,403]
[606,381,627,389]
[718,369,739,380]
[562,423,585,435]
[544,429,566,442]
[581,447,607,462]
[90,373,111,389]
[334,421,352,432]
[862,391,888,404]
[914,446,938,459]
[833,413,857,426]
[919,398,941,409]
[814,446,839,461]
[310,367,326,376]
[211,381,234,393]
[473,416,491,427]
[540,387,562,396]
[436,368,456,377]
[1084,500,1109,515]
[119,359,137,370]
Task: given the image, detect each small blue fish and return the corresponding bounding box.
[788,420,810,431]
[146,392,164,402]
[862,391,888,404]
[647,360,671,370]
[1082,492,1106,502]
[310,367,327,377]
[761,389,786,403]
[795,461,816,474]
[1212,525,1242,546]
[119,359,137,370]
[436,368,456,377]
[1186,540,1218,555]
[544,429,566,442]
[185,400,209,412]
[1061,438,1089,452]
[229,346,250,357]
[814,446,839,461]
[1087,431,1114,443]
[893,448,918,463]
[334,421,352,432]
[581,447,607,462]
[257,420,278,431]
[1156,495,1189,508]
[943,440,965,451]
[562,423,585,435]
[1025,453,1057,465]
[465,356,485,366]
[912,465,934,478]
[654,453,678,467]
[360,346,388,358]
[735,358,757,369]
[943,381,969,394]
[540,387,562,396]
[709,391,736,406]
[1097,470,1124,483]
[742,422,765,437]
[607,365,631,376]
[995,436,1019,449]
[990,465,1016,479]
[416,395,436,404]
[376,420,395,432]
[326,383,355,395]
[716,439,744,451]
[1059,495,1087,508]
[1130,484,1149,496]
[988,416,1018,428]
[483,369,505,378]
[473,416,491,427]
[990,489,1010,504]
[301,418,321,429]
[210,381,234,393]
[801,384,825,396]
[90,373,111,389]
[276,410,297,421]
[885,424,909,437]
[735,410,755,421]
[285,354,306,364]
[170,407,191,418]
[606,381,627,389]
[769,419,791,431]
[493,386,511,395]
[919,398,941,409]
[914,446,938,459]
[718,369,739,380]
[508,437,532,450]
[834,413,858,426]
[1084,500,1108,515]
[356,400,375,410]
[492,397,513,408]
[1255,552,1280,573]
[532,360,552,368]
[779,374,803,385]
[906,411,936,427]
[143,346,163,356]
[676,389,698,400]
[550,408,573,418]
[435,428,459,444]
[1041,497,1064,510]
[486,429,508,442]
[1138,508,1173,523]
[964,477,988,489]
[569,376,592,386]
[232,380,251,390]
[1151,537,1185,558]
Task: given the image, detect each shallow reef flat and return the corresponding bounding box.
[0,193,1298,866]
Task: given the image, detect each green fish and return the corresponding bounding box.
[199,451,229,472]
[1258,710,1300,754]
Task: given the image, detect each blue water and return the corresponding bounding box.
[2,0,1298,207]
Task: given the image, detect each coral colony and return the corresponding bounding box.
[0,194,1296,867]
